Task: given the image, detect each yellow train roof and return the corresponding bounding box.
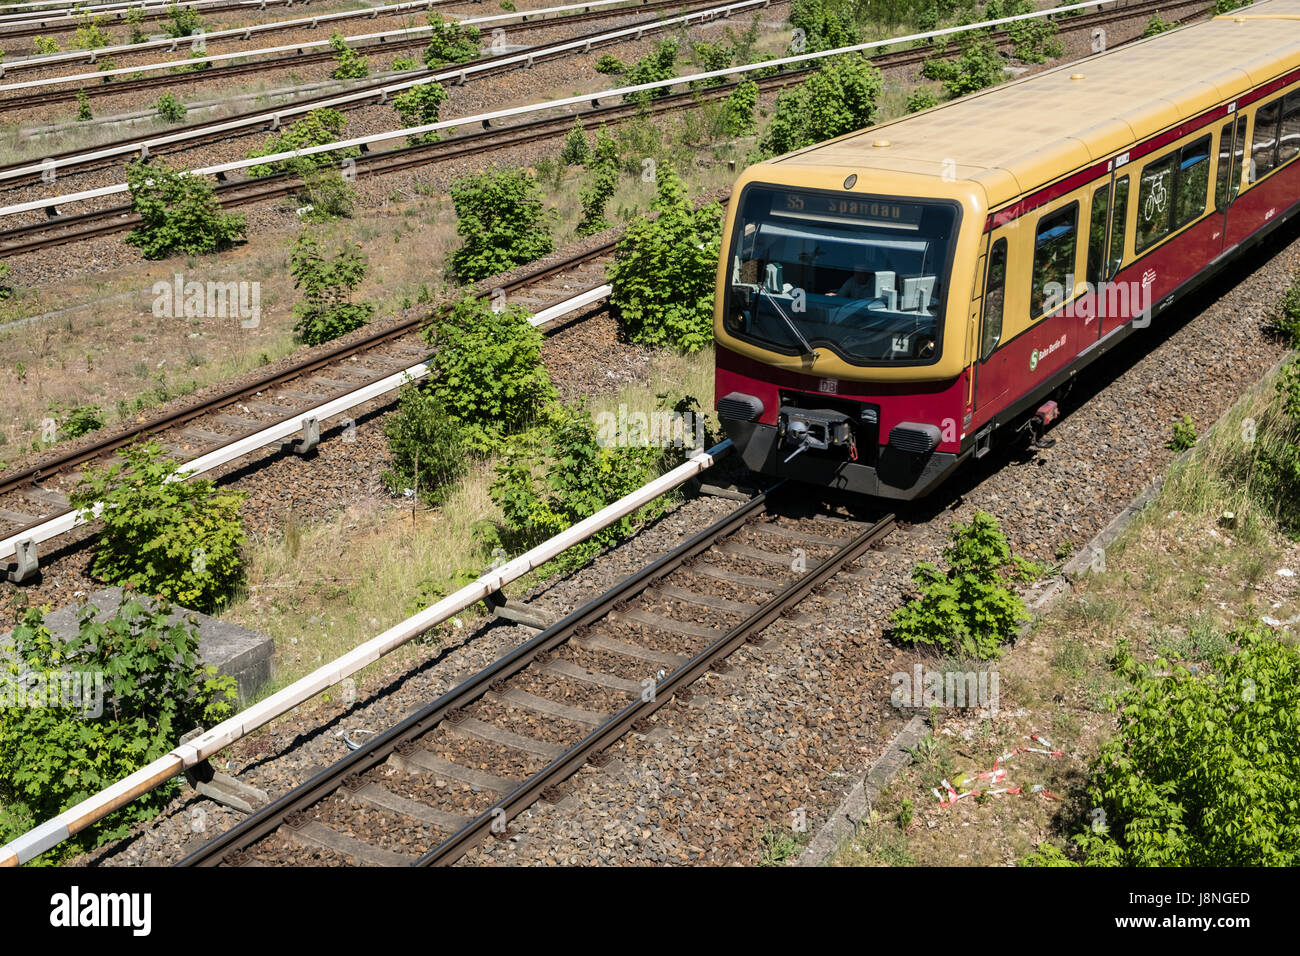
[769,0,1300,207]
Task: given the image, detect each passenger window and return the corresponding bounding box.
[1086,183,1110,287]
[1251,99,1282,182]
[1137,155,1175,252]
[1215,121,1234,211]
[1108,175,1129,277]
[1030,203,1078,318]
[981,238,1007,360]
[1280,90,1300,164]
[1174,136,1211,228]
[1229,114,1246,200]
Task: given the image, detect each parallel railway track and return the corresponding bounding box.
[178,494,896,866]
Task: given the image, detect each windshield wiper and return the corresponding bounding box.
[759,286,818,359]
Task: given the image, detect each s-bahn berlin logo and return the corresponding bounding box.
[1030,335,1067,371]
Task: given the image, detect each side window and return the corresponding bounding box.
[1137,155,1175,252]
[1229,114,1247,204]
[1030,203,1078,318]
[981,238,1007,360]
[1251,99,1282,182]
[1086,183,1110,287]
[1174,136,1211,228]
[1215,121,1234,211]
[1108,175,1129,277]
[1280,90,1300,165]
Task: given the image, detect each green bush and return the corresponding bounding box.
[720,80,759,136]
[168,48,210,74]
[423,294,556,446]
[594,53,625,74]
[293,163,357,222]
[392,82,448,144]
[482,402,668,566]
[33,35,60,54]
[1002,0,1063,63]
[906,85,941,113]
[328,30,370,80]
[155,92,187,123]
[290,233,374,345]
[607,166,722,352]
[1141,12,1174,37]
[577,127,619,236]
[382,381,468,505]
[689,40,733,88]
[1073,626,1300,865]
[624,38,679,104]
[71,12,111,50]
[887,511,1041,659]
[125,7,148,43]
[70,441,248,612]
[1168,414,1198,451]
[449,166,555,282]
[424,16,481,69]
[51,401,105,439]
[559,119,590,165]
[759,54,883,156]
[788,0,861,53]
[247,108,358,177]
[0,600,237,859]
[0,262,12,300]
[124,159,246,259]
[75,90,93,122]
[1270,276,1300,346]
[162,2,205,38]
[391,55,421,71]
[922,34,1006,100]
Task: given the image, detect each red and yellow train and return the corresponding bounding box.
[714,0,1300,498]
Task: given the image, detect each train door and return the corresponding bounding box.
[1213,111,1248,257]
[1082,175,1114,345]
[973,235,1010,419]
[1095,170,1130,340]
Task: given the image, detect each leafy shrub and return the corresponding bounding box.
[688,39,733,88]
[1019,842,1077,866]
[424,16,481,69]
[162,2,205,38]
[329,30,370,79]
[607,166,722,352]
[75,90,93,122]
[1270,275,1300,346]
[624,38,679,104]
[594,53,625,74]
[51,401,105,439]
[69,441,248,612]
[168,48,210,73]
[71,12,111,50]
[124,159,246,259]
[887,511,1040,659]
[155,91,187,123]
[382,381,468,504]
[922,34,1006,100]
[760,54,882,156]
[0,262,12,300]
[449,166,555,281]
[1074,626,1300,865]
[559,119,590,165]
[293,163,357,222]
[500,0,516,10]
[0,600,237,858]
[577,127,619,236]
[788,0,861,53]
[126,7,148,43]
[720,80,759,136]
[482,402,668,566]
[392,82,448,144]
[1141,12,1173,37]
[1001,0,1063,63]
[289,233,374,345]
[1168,414,1198,451]
[391,55,421,71]
[247,108,358,177]
[423,294,556,446]
[906,85,941,113]
[33,35,60,54]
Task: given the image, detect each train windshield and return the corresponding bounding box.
[724,186,959,365]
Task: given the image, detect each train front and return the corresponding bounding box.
[714,164,985,499]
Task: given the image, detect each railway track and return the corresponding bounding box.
[177,493,895,866]
[0,0,1213,256]
[0,0,736,110]
[0,237,622,570]
[0,0,317,42]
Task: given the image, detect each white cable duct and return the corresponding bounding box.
[0,0,1124,213]
[0,437,733,866]
[0,0,279,21]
